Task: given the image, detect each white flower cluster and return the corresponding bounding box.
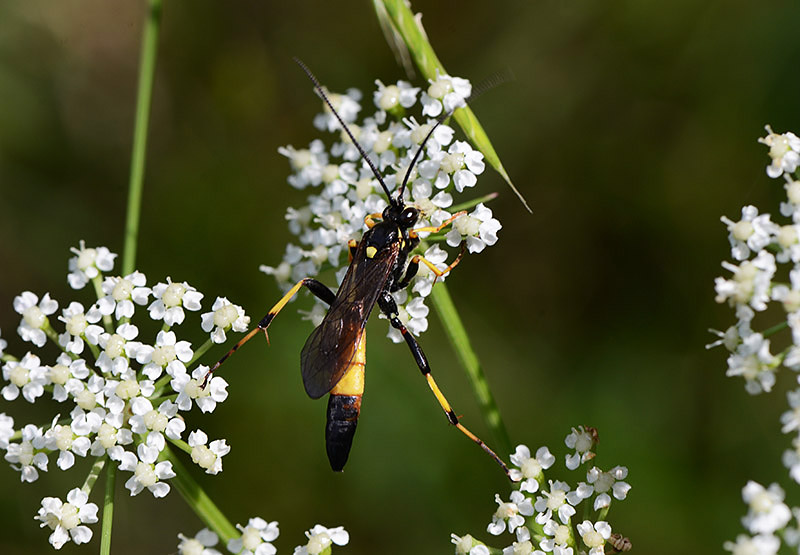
[713,126,800,553]
[451,427,631,555]
[0,243,248,549]
[177,520,349,555]
[262,72,502,342]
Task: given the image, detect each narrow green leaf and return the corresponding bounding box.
[379,0,532,213]
[429,283,512,459]
[166,447,238,543]
[122,0,163,275]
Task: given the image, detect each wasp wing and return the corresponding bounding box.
[300,240,400,399]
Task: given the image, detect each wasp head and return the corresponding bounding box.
[382,201,419,229]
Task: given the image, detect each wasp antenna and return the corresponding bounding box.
[293,57,397,205]
[397,68,518,204]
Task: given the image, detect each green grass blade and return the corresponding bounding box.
[166,447,239,543]
[429,283,512,459]
[122,0,162,275]
[379,0,532,213]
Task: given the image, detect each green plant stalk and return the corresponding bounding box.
[165,447,238,543]
[100,461,115,555]
[122,0,162,275]
[379,0,531,213]
[429,283,512,459]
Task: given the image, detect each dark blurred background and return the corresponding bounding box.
[1,1,800,553]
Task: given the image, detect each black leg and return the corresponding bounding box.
[377,292,510,477]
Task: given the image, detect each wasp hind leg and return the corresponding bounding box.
[377,292,511,478]
[201,278,336,388]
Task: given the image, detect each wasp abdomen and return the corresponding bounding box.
[325,331,366,471]
[325,393,362,471]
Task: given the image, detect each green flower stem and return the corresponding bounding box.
[379,0,531,213]
[168,436,193,456]
[762,320,788,337]
[189,337,215,367]
[152,374,173,393]
[165,446,238,543]
[82,455,107,494]
[100,460,115,555]
[429,283,512,459]
[122,0,162,276]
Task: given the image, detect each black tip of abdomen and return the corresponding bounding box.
[325,394,362,471]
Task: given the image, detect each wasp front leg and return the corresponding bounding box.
[377,291,511,478]
[201,278,336,388]
[392,243,466,292]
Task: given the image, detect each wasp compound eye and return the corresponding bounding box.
[401,207,419,226]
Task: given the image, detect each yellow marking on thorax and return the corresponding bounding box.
[366,246,377,258]
[330,330,366,396]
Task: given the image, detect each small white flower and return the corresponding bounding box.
[314,88,362,132]
[564,426,597,470]
[452,534,491,555]
[446,203,501,254]
[201,297,250,344]
[293,524,349,555]
[509,444,555,493]
[118,433,175,498]
[149,278,204,326]
[96,323,140,376]
[723,533,780,555]
[2,352,47,403]
[488,490,535,535]
[585,466,631,510]
[0,413,15,449]
[741,481,791,535]
[35,488,99,549]
[136,330,193,380]
[721,205,779,261]
[14,291,58,347]
[420,72,471,117]
[540,520,574,555]
[89,410,134,457]
[725,332,777,394]
[44,420,91,471]
[57,301,102,354]
[178,528,222,555]
[227,517,280,555]
[129,398,185,440]
[5,423,48,482]
[576,520,612,555]
[534,481,577,525]
[758,125,800,179]
[188,429,230,475]
[782,435,800,483]
[173,366,228,413]
[67,241,117,289]
[714,251,777,312]
[97,271,151,319]
[373,79,420,111]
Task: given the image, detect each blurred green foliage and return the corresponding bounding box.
[1,1,800,553]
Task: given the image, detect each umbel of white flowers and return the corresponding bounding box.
[262,71,502,342]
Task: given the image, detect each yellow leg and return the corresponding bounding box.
[378,292,512,479]
[364,212,383,229]
[411,243,465,279]
[201,278,335,388]
[408,210,466,238]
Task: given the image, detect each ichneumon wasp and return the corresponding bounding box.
[202,58,511,478]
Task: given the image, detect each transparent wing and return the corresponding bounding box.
[300,241,400,398]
